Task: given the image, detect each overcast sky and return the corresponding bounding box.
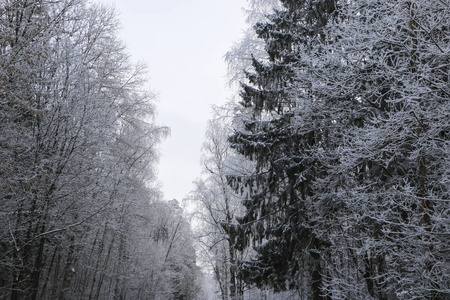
[102,0,247,200]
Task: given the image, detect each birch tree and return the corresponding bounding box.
[190,119,250,300]
[1,1,171,299]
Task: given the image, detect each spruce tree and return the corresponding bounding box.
[225,0,449,299]
[227,1,336,298]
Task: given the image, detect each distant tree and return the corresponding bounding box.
[145,200,200,300]
[190,118,250,300]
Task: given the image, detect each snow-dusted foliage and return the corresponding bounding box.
[226,0,337,298]
[224,0,449,299]
[0,1,198,299]
[225,0,282,90]
[190,117,299,300]
[189,118,253,299]
[308,1,450,298]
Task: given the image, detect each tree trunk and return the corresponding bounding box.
[310,251,329,300]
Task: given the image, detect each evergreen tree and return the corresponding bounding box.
[226,0,449,299]
[227,1,336,298]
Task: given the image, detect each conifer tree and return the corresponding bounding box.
[227,1,336,298]
[227,0,449,299]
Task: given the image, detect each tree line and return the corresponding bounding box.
[191,0,449,299]
[0,1,199,299]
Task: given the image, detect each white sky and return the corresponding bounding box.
[102,0,247,200]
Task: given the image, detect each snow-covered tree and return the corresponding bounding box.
[0,1,198,299]
[225,0,282,88]
[306,1,450,298]
[190,118,251,300]
[136,200,200,300]
[224,0,449,299]
[226,0,337,298]
[191,117,298,300]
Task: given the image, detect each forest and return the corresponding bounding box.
[1,0,449,300]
